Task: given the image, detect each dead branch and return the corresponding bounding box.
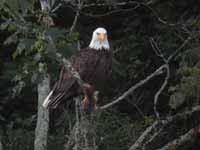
[82,1,139,8]
[153,64,170,119]
[69,0,82,33]
[129,105,200,150]
[156,124,200,150]
[140,3,180,26]
[149,38,167,63]
[81,4,140,18]
[129,120,162,150]
[82,0,162,9]
[100,35,191,110]
[99,64,166,110]
[167,36,192,62]
[150,36,191,118]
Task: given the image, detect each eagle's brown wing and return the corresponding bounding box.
[42,48,100,109]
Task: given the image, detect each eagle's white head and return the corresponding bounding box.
[89,27,110,50]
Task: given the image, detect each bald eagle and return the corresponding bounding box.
[43,27,112,109]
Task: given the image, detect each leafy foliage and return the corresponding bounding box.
[169,67,200,110]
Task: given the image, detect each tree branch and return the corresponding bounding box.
[81,4,140,18]
[129,120,162,150]
[150,36,191,118]
[154,64,170,119]
[69,0,82,33]
[156,124,200,150]
[129,105,200,150]
[167,36,192,62]
[99,64,166,110]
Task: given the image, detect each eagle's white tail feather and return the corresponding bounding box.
[42,90,53,108]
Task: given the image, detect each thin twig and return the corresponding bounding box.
[140,3,180,26]
[69,0,82,33]
[150,37,167,63]
[167,36,192,62]
[81,4,140,18]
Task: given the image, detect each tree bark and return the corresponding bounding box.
[157,124,200,150]
[34,74,50,150]
[0,135,3,150]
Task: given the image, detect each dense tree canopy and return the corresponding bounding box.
[0,0,200,150]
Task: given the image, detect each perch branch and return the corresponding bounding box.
[99,64,166,110]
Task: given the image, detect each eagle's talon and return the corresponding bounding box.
[81,96,88,105]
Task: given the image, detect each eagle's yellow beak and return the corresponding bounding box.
[98,33,106,42]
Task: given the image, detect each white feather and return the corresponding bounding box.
[42,90,53,108]
[89,27,110,50]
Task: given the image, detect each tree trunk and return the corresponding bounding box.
[34,74,50,150]
[0,137,3,150]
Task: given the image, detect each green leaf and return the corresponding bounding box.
[5,0,34,14]
[12,38,35,59]
[8,23,17,32]
[4,33,18,45]
[46,27,66,41]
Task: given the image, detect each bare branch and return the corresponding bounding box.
[156,124,200,150]
[129,120,162,150]
[129,105,200,150]
[150,38,167,63]
[167,36,192,62]
[99,64,166,110]
[142,126,164,149]
[150,36,191,118]
[140,3,180,26]
[82,1,139,8]
[81,4,140,18]
[154,64,170,119]
[69,0,83,33]
[127,95,145,118]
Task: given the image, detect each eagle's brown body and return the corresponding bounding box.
[46,48,112,108]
